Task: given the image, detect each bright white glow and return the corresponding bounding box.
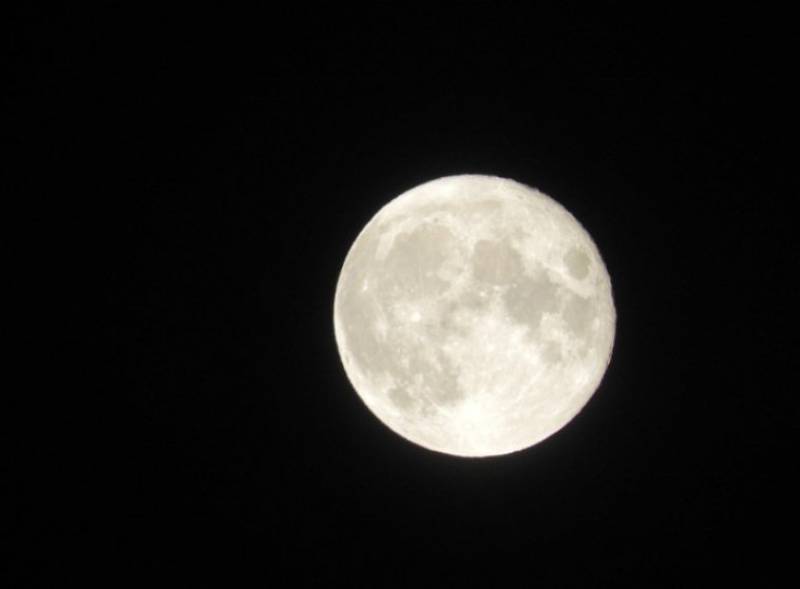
[333,175,616,457]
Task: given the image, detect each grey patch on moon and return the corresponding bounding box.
[503,270,561,332]
[541,340,563,364]
[388,386,415,410]
[471,239,524,286]
[381,223,455,299]
[564,247,591,280]
[563,294,594,335]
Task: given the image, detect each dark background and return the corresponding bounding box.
[11,4,794,584]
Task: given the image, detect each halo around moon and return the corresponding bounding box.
[333,175,615,457]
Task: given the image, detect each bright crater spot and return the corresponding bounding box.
[333,175,616,457]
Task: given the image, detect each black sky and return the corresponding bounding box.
[11,5,795,585]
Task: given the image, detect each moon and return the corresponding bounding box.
[333,175,616,457]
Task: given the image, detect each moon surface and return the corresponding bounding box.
[333,175,615,457]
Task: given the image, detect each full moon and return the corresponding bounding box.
[333,175,616,457]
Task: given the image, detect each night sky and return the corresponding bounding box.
[12,5,794,584]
